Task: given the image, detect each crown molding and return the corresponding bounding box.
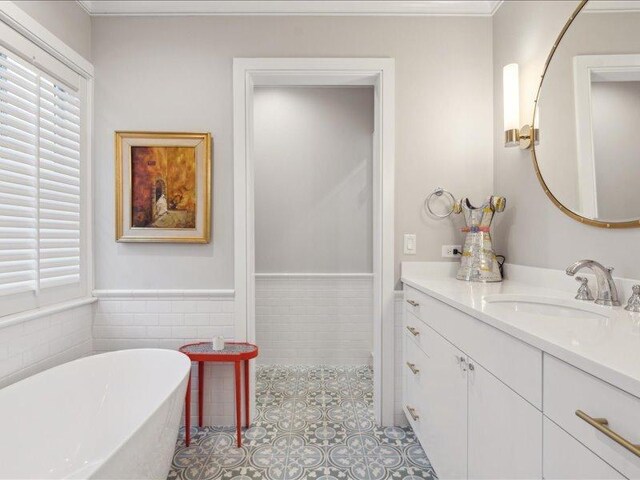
[490,0,504,16]
[77,1,502,17]
[75,0,91,15]
[584,1,640,12]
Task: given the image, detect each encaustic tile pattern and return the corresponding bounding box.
[169,365,437,480]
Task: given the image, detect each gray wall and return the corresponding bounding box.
[254,87,374,273]
[92,15,494,289]
[592,81,640,220]
[492,1,640,279]
[13,1,91,61]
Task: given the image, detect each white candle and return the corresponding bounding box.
[212,336,225,351]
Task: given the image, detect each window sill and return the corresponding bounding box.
[0,297,97,330]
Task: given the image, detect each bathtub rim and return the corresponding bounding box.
[0,348,191,480]
[82,349,192,479]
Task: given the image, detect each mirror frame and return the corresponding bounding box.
[531,0,640,228]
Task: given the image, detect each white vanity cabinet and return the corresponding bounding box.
[467,359,542,479]
[402,281,640,480]
[402,285,542,479]
[404,317,467,479]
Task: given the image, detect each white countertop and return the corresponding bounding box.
[401,262,640,399]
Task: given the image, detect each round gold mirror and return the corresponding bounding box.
[532,0,640,228]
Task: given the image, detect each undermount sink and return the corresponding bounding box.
[482,294,610,321]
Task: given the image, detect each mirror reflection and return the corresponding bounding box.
[534,2,640,224]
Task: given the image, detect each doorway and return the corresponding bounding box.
[233,58,395,426]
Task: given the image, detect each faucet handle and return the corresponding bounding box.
[625,285,640,313]
[575,276,594,301]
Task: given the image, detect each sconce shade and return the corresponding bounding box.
[503,63,519,132]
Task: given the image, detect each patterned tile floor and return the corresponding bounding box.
[168,365,437,480]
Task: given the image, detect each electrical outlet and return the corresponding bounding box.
[442,245,462,258]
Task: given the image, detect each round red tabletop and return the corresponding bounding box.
[179,341,259,362]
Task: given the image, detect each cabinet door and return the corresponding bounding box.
[419,325,468,479]
[467,359,542,479]
[543,417,624,480]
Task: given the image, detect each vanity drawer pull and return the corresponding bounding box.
[456,355,467,370]
[406,362,420,375]
[406,326,420,336]
[576,410,640,458]
[406,405,420,421]
[406,299,419,307]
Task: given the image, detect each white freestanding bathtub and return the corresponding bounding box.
[0,349,191,479]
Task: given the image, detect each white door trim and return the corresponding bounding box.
[233,57,395,426]
[573,53,640,218]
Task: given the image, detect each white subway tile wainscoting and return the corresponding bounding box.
[93,290,238,426]
[91,287,408,428]
[394,291,408,427]
[0,289,407,430]
[0,302,93,389]
[255,274,373,365]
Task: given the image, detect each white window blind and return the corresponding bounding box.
[0,49,81,296]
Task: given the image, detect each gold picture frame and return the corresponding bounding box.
[115,131,212,243]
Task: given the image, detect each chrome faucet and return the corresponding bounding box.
[566,260,621,307]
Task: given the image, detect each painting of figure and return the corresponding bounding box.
[115,132,211,243]
[130,146,197,229]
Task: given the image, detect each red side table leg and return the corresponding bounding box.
[234,360,242,447]
[198,361,204,427]
[244,359,250,427]
[185,367,191,446]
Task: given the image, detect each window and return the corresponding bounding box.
[0,45,85,315]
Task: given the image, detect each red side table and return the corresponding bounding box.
[179,341,259,447]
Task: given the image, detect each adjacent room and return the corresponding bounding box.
[253,86,374,367]
[1,1,640,479]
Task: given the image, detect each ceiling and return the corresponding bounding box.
[77,1,504,16]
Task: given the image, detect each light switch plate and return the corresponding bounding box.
[404,234,417,255]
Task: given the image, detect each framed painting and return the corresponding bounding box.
[115,131,212,243]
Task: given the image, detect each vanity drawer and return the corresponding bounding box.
[404,286,427,319]
[403,331,427,396]
[404,310,430,356]
[403,351,423,440]
[544,354,640,479]
[410,288,542,409]
[543,417,623,480]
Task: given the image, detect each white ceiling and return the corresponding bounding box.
[77,1,504,16]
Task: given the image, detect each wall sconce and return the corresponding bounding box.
[503,63,538,149]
